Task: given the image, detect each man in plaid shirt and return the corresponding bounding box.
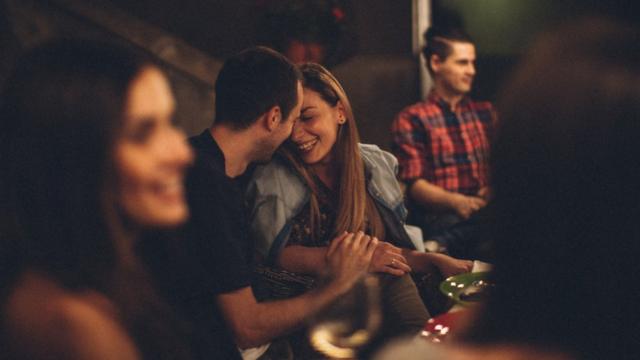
[391,26,496,243]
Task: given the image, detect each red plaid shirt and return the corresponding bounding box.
[391,91,496,196]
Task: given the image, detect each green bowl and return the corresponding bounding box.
[439,271,492,306]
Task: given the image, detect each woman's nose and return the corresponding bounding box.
[291,120,305,141]
[162,127,194,169]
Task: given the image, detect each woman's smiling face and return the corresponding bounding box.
[290,88,344,166]
[114,66,193,228]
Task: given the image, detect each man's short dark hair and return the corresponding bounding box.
[214,46,302,129]
[422,26,474,75]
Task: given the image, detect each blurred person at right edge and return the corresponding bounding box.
[376,16,640,360]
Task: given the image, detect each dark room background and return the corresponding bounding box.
[2,0,637,148]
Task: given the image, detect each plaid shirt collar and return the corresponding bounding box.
[426,90,471,112]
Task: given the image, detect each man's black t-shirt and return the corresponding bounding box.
[186,130,254,294]
[139,130,253,360]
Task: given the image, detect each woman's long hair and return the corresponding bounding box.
[462,18,640,359]
[281,62,385,242]
[0,40,189,359]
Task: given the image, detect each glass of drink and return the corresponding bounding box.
[308,275,382,359]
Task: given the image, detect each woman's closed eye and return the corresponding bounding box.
[125,114,178,144]
[125,117,156,144]
[300,109,319,122]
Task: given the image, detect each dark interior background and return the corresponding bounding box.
[2,0,637,148]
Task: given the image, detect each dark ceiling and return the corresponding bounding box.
[107,0,413,61]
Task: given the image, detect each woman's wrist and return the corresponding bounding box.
[410,251,438,273]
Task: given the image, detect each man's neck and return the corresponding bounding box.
[209,125,254,178]
[433,86,465,111]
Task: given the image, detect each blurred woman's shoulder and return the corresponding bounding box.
[3,271,140,359]
[374,335,573,360]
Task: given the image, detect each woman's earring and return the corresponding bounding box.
[338,116,345,124]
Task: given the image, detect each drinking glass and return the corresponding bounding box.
[308,275,382,359]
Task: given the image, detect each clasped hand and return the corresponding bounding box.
[368,241,411,276]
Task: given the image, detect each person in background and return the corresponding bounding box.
[246,62,473,356]
[0,40,193,359]
[376,16,640,360]
[147,46,375,360]
[255,0,354,67]
[391,26,496,250]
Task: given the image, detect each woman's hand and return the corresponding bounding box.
[368,240,412,276]
[430,253,473,278]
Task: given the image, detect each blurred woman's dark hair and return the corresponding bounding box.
[0,39,189,358]
[461,17,640,359]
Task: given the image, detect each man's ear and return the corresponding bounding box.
[430,54,442,73]
[264,106,281,132]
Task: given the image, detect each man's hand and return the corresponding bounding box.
[477,186,491,201]
[450,193,487,219]
[408,179,488,218]
[368,241,411,276]
[325,231,377,294]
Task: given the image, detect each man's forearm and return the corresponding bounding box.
[217,281,347,349]
[408,178,459,212]
[278,246,328,275]
[220,232,374,349]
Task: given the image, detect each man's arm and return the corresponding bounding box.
[218,232,376,349]
[391,108,487,219]
[409,178,486,220]
[217,282,344,349]
[277,245,328,275]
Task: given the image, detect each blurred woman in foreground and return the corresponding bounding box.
[376,16,640,360]
[0,40,193,359]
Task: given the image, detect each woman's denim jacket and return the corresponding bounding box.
[246,143,424,265]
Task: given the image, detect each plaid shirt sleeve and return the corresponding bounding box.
[390,108,432,184]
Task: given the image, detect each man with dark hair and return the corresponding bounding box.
[391,27,496,247]
[148,46,375,359]
[213,46,302,130]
